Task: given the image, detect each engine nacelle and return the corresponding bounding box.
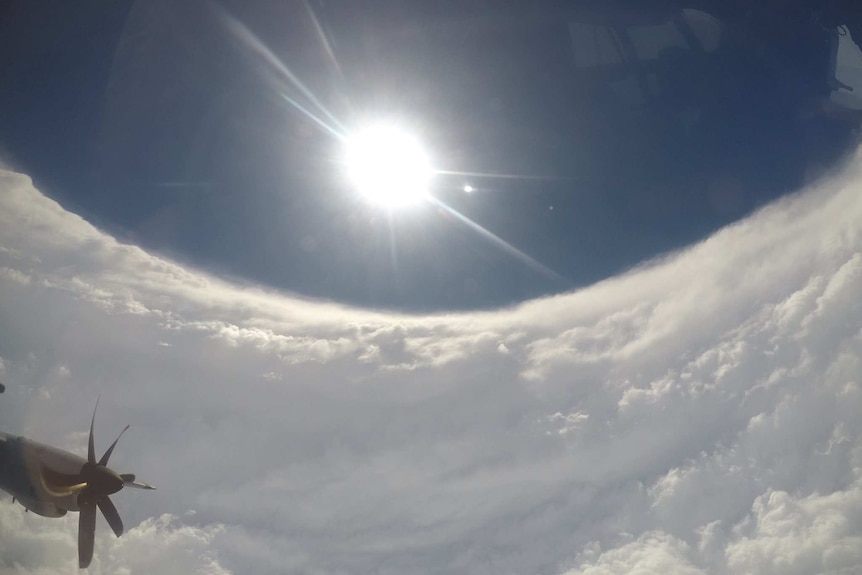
[15,497,67,518]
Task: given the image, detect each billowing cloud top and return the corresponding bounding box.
[0,161,860,574]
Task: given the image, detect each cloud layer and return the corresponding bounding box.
[0,157,860,574]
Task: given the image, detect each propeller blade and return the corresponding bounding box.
[88,397,100,464]
[97,496,124,538]
[99,425,130,467]
[120,474,156,490]
[78,496,97,568]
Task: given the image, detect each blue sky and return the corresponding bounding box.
[3,0,861,310]
[2,2,862,573]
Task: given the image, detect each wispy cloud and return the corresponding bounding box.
[0,157,860,574]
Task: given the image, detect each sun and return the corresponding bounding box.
[345,123,432,208]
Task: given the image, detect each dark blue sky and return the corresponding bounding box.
[2,0,860,310]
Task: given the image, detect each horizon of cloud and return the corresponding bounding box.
[0,156,860,574]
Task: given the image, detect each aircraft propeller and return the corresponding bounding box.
[53,400,155,568]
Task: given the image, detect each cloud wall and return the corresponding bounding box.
[0,157,860,574]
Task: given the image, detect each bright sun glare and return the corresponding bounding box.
[345,124,432,208]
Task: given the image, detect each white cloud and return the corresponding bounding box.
[0,507,230,575]
[0,155,860,575]
[562,533,707,575]
[726,482,862,575]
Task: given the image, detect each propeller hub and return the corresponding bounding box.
[81,462,124,495]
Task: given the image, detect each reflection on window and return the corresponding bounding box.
[568,23,622,68]
[626,20,687,61]
[567,9,723,110]
[832,29,862,109]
